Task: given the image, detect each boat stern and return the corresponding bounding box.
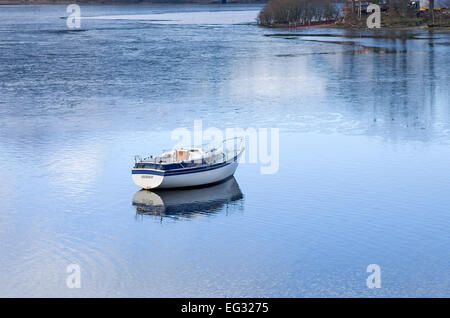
[131,169,164,189]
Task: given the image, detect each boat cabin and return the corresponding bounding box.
[134,148,209,170]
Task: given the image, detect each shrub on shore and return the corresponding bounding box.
[257,0,339,26]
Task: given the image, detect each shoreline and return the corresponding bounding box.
[260,19,450,32]
[2,2,449,31]
[261,24,450,31]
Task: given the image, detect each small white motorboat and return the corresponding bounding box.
[132,137,244,189]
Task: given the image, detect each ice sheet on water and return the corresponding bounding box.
[83,10,260,25]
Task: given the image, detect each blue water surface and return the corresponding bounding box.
[0,4,449,297]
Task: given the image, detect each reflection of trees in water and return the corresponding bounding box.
[315,34,448,142]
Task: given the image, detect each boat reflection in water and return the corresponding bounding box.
[132,177,244,220]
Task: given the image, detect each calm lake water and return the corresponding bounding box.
[0,4,449,297]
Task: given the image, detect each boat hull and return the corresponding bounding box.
[132,159,240,190]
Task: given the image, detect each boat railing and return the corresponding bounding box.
[135,137,244,167]
[204,137,244,157]
[203,137,244,163]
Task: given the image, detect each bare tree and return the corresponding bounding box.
[429,0,435,24]
[257,0,338,25]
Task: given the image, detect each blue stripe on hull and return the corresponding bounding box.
[132,161,231,176]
